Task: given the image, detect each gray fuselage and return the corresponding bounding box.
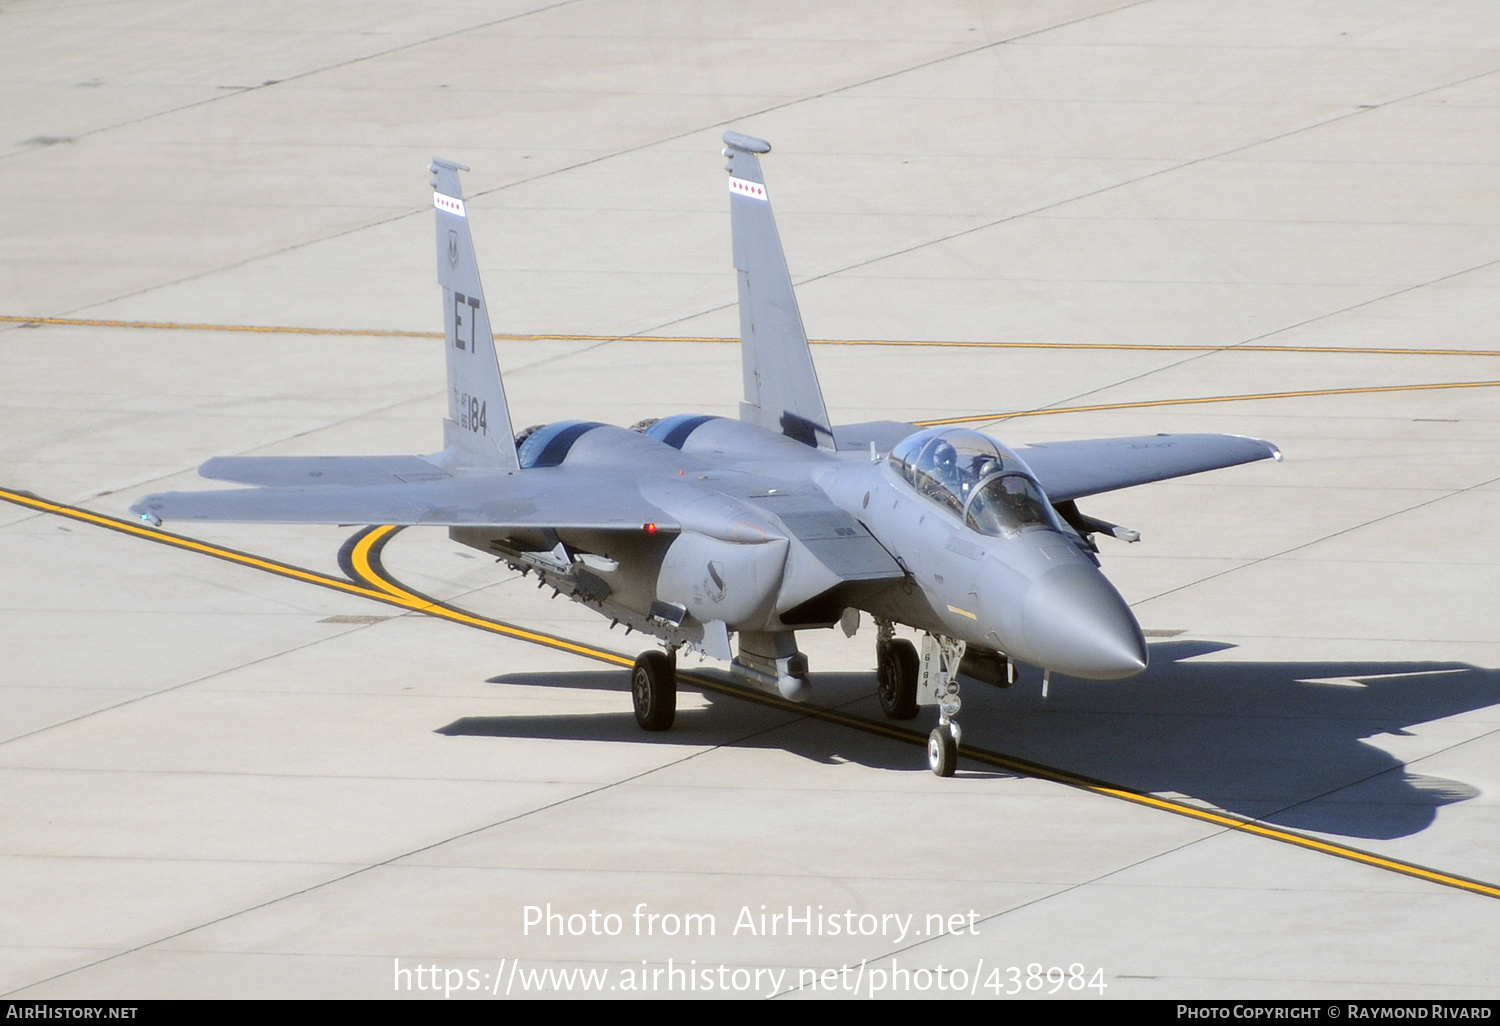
[465,415,1147,682]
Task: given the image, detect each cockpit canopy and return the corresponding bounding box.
[887,428,1060,537]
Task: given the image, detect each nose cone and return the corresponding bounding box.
[1017,565,1148,679]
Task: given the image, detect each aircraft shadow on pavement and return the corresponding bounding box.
[961,640,1494,841]
[448,643,1499,840]
[445,670,961,773]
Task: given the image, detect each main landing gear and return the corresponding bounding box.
[631,649,676,731]
[875,619,919,720]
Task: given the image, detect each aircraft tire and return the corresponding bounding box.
[632,650,676,731]
[877,638,920,720]
[928,725,957,777]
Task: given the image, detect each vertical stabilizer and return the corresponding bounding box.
[723,133,835,451]
[430,159,520,472]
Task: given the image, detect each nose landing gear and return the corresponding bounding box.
[918,633,967,776]
[875,622,970,776]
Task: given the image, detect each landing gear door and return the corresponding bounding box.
[916,634,965,707]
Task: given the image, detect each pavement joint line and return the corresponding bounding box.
[646,58,1500,405]
[0,0,589,167]
[22,33,1494,364]
[0,548,810,997]
[15,1,1151,329]
[4,315,1498,359]
[1026,249,1500,420]
[0,596,391,751]
[1246,719,1500,846]
[0,723,735,999]
[1135,469,1500,607]
[779,64,1500,296]
[29,8,1484,356]
[771,807,1278,998]
[5,486,1496,902]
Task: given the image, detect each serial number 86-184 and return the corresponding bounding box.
[454,391,487,434]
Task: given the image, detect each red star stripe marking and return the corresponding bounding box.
[728,176,768,201]
[433,194,466,217]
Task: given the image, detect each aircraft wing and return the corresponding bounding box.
[750,490,906,581]
[1019,434,1281,502]
[833,420,919,453]
[131,468,677,531]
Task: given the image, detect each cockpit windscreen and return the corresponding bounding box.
[964,473,1055,536]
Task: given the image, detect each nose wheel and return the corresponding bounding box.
[632,649,677,731]
[928,724,958,777]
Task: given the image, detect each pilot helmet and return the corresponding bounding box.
[932,440,957,472]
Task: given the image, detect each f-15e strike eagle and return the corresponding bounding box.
[134,132,1280,776]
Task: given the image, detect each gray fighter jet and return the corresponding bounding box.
[133,132,1280,776]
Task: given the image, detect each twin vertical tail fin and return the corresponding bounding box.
[430,159,521,472]
[723,132,835,451]
[432,142,832,465]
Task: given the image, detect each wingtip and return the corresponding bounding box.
[1226,433,1284,462]
[128,498,162,527]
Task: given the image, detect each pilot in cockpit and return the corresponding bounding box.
[930,441,960,490]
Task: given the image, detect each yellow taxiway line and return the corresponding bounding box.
[11,313,1499,424]
[4,485,1497,902]
[5,314,1500,359]
[342,523,635,669]
[0,314,441,339]
[0,488,381,600]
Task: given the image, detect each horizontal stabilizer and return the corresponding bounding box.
[132,471,677,531]
[200,455,451,488]
[1021,434,1281,502]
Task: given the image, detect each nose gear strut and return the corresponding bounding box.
[918,633,966,776]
